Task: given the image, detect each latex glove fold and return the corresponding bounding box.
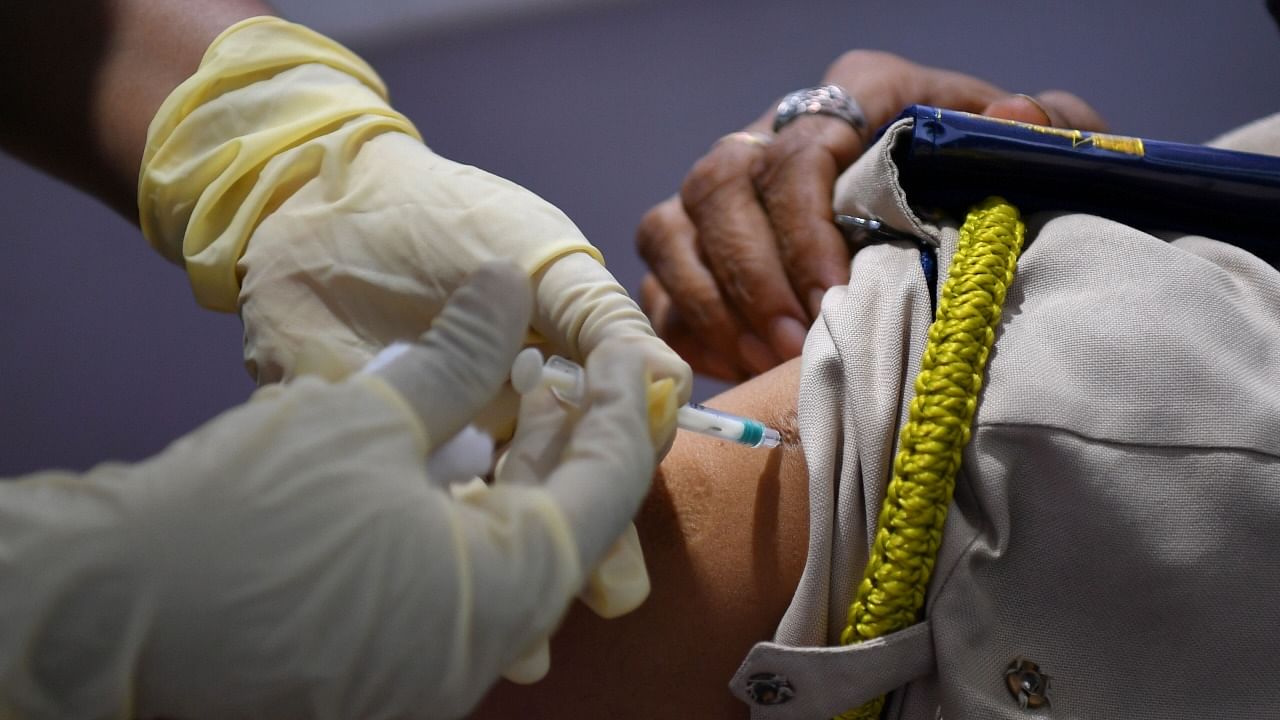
[136,18,686,680]
[493,348,677,683]
[377,265,671,690]
[0,262,657,719]
[138,16,690,406]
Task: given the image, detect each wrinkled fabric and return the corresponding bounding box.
[0,372,576,719]
[137,17,689,400]
[735,114,1280,718]
[136,19,690,674]
[0,262,664,719]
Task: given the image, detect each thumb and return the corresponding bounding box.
[372,261,532,452]
[535,252,693,405]
[982,91,1108,132]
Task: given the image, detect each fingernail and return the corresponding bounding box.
[737,333,780,374]
[1014,93,1053,125]
[770,316,808,359]
[808,289,828,318]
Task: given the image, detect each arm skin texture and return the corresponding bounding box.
[473,357,810,718]
[0,0,271,219]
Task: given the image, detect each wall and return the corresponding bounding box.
[3,0,1278,473]
[271,0,640,46]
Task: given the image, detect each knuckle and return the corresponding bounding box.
[828,48,901,77]
[760,131,807,166]
[680,149,750,210]
[635,207,670,260]
[766,133,846,193]
[756,142,813,194]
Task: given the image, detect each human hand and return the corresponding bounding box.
[637,50,1104,380]
[137,17,691,407]
[0,262,662,718]
[495,343,679,684]
[377,266,669,694]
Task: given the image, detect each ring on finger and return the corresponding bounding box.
[772,84,868,139]
[715,130,773,149]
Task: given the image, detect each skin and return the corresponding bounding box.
[0,11,1116,714]
[0,0,272,220]
[3,6,723,715]
[636,50,1106,381]
[473,357,810,719]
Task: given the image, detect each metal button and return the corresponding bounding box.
[1005,658,1051,709]
[746,672,795,706]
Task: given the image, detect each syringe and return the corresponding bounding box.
[511,348,781,449]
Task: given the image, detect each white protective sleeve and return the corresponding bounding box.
[0,263,660,719]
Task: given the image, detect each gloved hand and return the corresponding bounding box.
[136,16,684,679]
[0,262,667,719]
[137,16,690,406]
[493,346,678,684]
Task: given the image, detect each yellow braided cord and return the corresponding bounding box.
[834,198,1025,720]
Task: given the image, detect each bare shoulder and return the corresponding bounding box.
[472,359,809,719]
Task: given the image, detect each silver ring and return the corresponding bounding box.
[773,84,867,136]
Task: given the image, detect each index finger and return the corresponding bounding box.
[636,195,752,379]
[681,134,811,371]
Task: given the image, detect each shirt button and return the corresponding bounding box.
[1005,657,1052,709]
[746,672,795,706]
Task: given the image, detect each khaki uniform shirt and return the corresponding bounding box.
[732,113,1280,719]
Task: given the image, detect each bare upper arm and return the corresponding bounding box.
[472,358,809,718]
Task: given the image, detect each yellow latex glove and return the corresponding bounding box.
[137,16,686,683]
[138,16,690,401]
[497,353,677,684]
[0,263,659,718]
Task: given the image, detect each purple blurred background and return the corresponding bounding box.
[3,0,1278,474]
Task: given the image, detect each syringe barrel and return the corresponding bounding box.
[678,403,779,448]
[511,351,781,449]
